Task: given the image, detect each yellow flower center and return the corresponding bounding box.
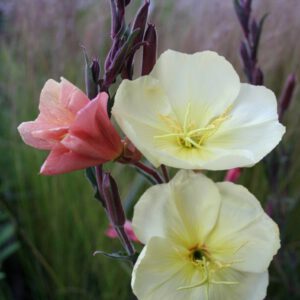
[154,103,231,149]
[177,243,243,298]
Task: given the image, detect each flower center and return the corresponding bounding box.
[192,249,204,262]
[178,243,240,296]
[154,103,231,149]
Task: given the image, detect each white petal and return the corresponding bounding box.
[132,236,206,300]
[206,182,280,273]
[132,180,172,244]
[206,84,285,167]
[170,170,221,245]
[150,50,240,125]
[208,269,268,300]
[133,170,221,247]
[112,76,176,166]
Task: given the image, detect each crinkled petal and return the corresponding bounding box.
[17,121,62,150]
[205,84,285,168]
[206,182,280,273]
[208,269,268,300]
[40,144,101,175]
[38,79,75,125]
[132,236,205,300]
[112,76,174,166]
[150,50,240,125]
[133,170,221,247]
[60,77,90,114]
[64,92,122,161]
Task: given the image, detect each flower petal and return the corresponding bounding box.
[208,269,268,300]
[38,79,75,125]
[63,92,122,161]
[206,182,280,273]
[113,76,175,166]
[133,170,221,247]
[17,121,64,150]
[60,77,90,114]
[150,50,240,125]
[132,236,205,300]
[40,144,101,175]
[205,84,285,168]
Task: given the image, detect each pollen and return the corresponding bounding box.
[154,103,232,149]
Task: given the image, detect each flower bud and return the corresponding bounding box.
[104,29,140,87]
[252,67,264,85]
[132,0,150,46]
[224,168,241,182]
[279,74,296,121]
[102,173,126,227]
[83,49,100,99]
[142,23,157,75]
[110,0,125,38]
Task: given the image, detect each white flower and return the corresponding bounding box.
[112,50,285,170]
[131,170,280,300]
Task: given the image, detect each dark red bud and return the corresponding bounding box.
[102,173,125,227]
[91,58,101,82]
[110,0,125,38]
[83,48,99,99]
[252,67,264,85]
[142,23,157,75]
[104,29,140,87]
[132,0,150,45]
[279,74,296,121]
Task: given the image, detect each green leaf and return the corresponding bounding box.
[93,250,139,263]
[0,224,14,245]
[0,242,19,261]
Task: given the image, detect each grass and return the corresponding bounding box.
[0,0,299,299]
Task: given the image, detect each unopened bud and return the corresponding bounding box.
[252,67,264,85]
[225,168,241,182]
[102,173,125,227]
[110,0,125,38]
[91,58,101,83]
[279,74,296,121]
[240,41,252,82]
[142,23,157,75]
[104,29,140,87]
[132,0,150,46]
[83,49,99,99]
[234,0,251,37]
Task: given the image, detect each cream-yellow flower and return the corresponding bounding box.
[112,50,285,170]
[131,170,280,300]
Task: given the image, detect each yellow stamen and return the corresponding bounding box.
[154,103,232,149]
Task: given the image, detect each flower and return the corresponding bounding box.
[18,78,123,175]
[224,168,241,182]
[131,170,280,300]
[106,220,139,242]
[112,50,285,170]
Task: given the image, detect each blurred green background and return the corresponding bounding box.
[0,0,299,299]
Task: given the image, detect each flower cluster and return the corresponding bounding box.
[17,1,287,299]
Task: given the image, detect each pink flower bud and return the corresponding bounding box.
[106,220,139,242]
[18,78,122,175]
[224,168,241,182]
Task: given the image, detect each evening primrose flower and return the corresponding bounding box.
[132,170,280,300]
[18,78,123,175]
[112,50,285,170]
